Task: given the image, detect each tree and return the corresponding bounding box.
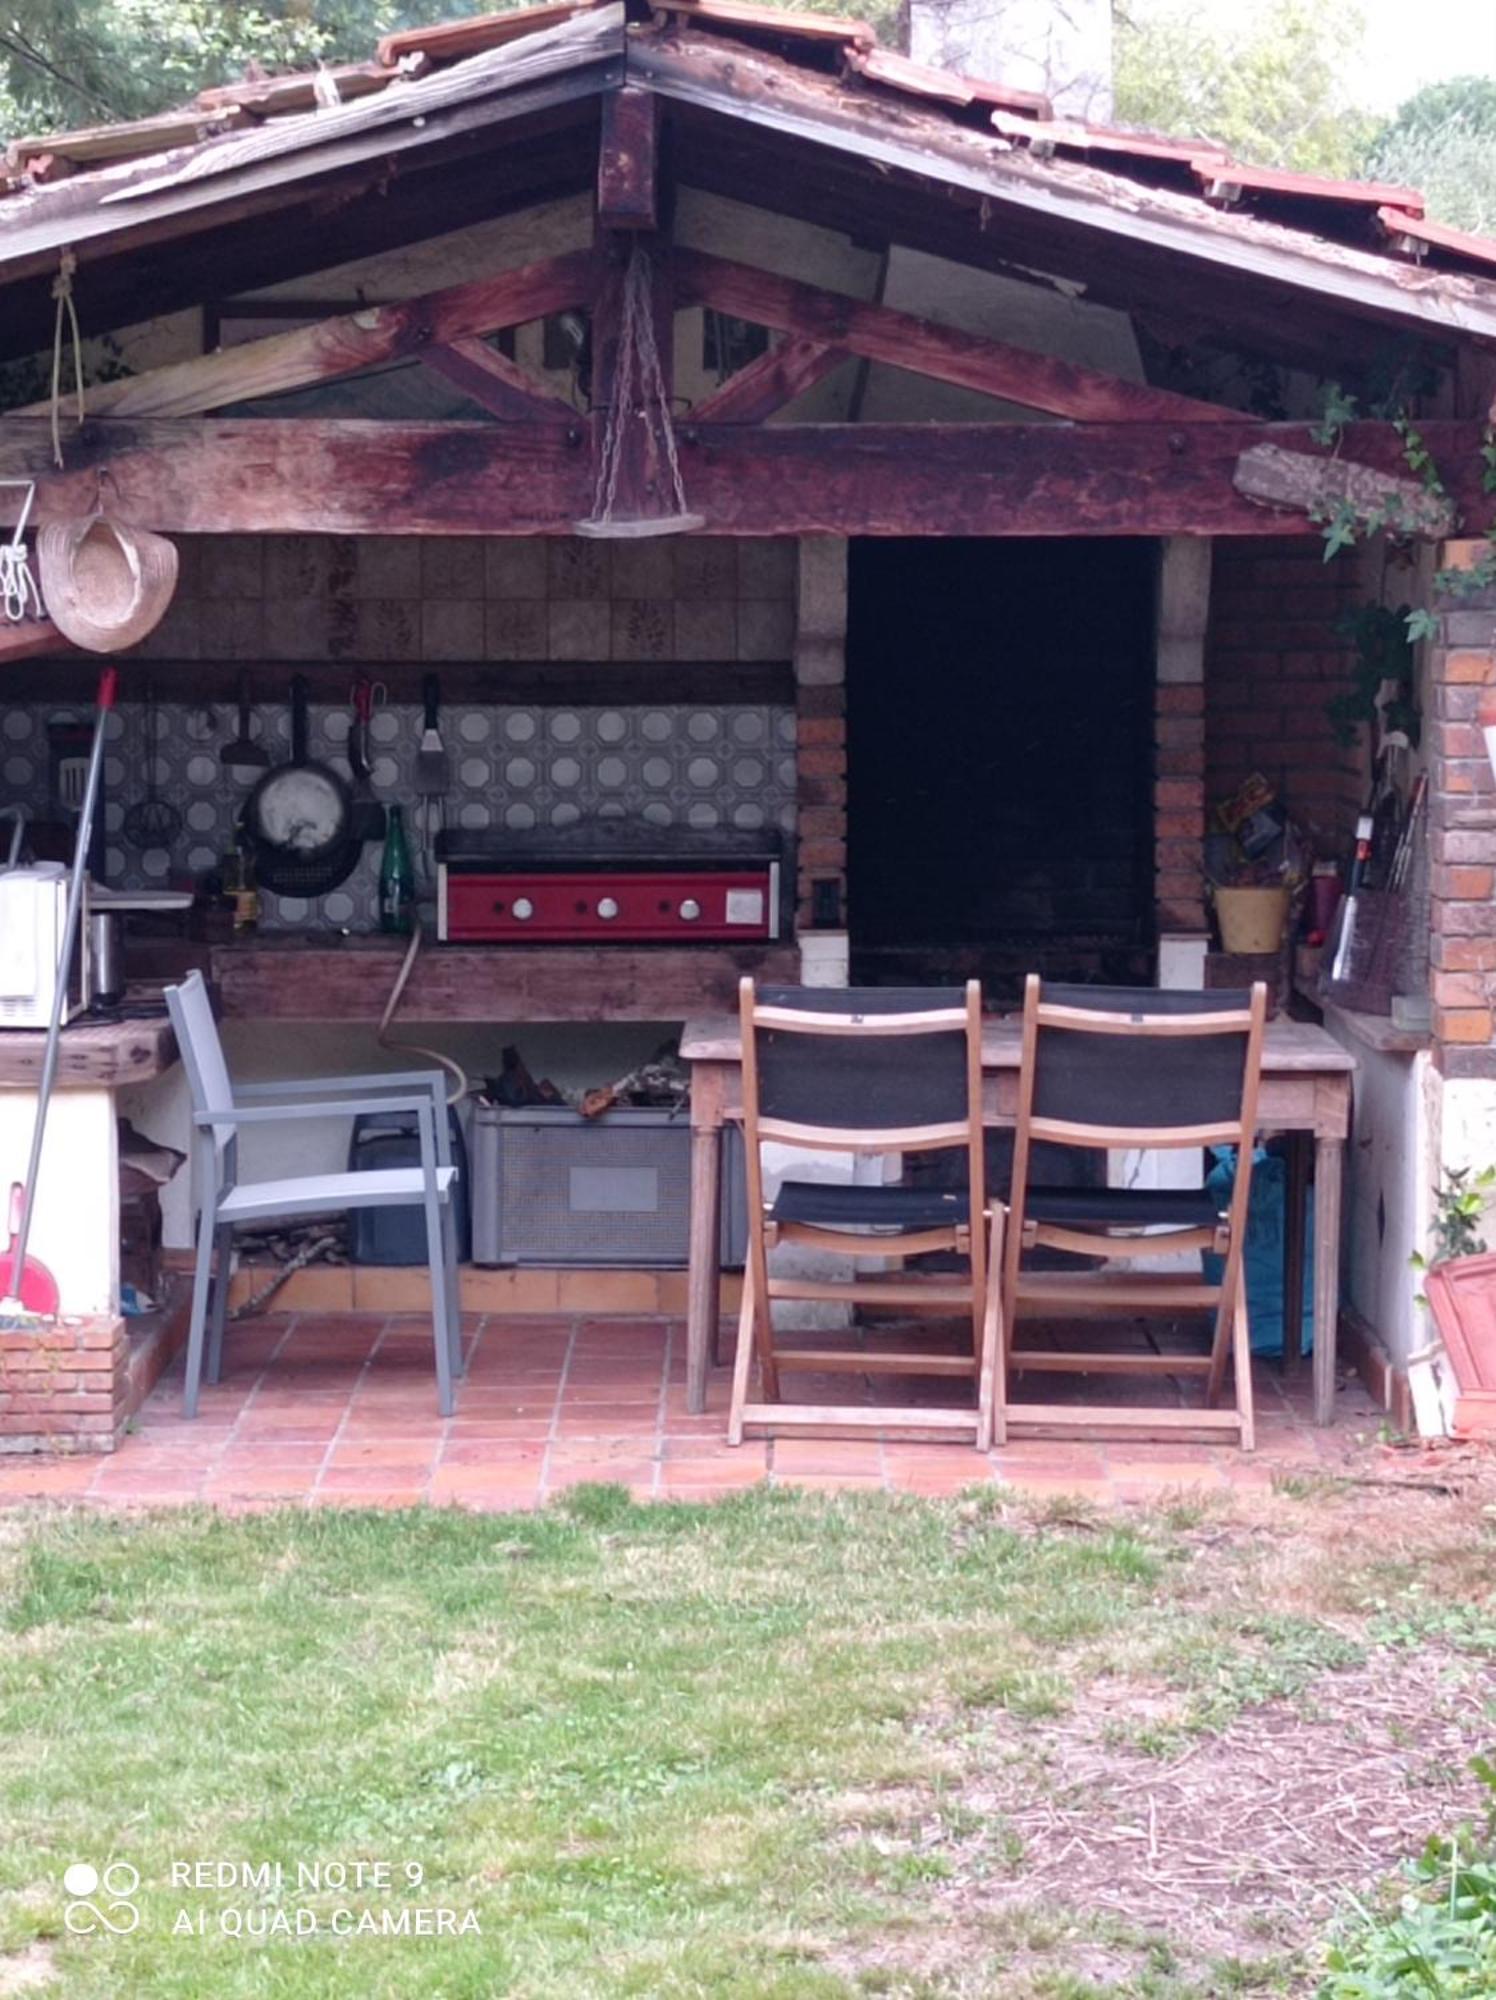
[1364,77,1496,235]
[0,0,485,139]
[1113,0,1375,180]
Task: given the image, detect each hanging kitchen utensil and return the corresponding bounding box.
[240,675,360,898]
[221,671,268,774]
[575,241,705,540]
[122,677,183,849]
[414,673,451,797]
[347,674,387,847]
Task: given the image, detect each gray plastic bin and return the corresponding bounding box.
[471,1105,747,1268]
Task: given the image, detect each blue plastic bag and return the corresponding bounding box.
[1201,1147,1313,1356]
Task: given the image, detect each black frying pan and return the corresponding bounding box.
[240,676,360,897]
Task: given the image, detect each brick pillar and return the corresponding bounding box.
[1428,542,1496,1074]
[1154,538,1210,935]
[794,538,848,933]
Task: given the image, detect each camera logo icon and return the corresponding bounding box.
[63,1861,140,1936]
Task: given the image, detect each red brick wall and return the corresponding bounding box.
[1155,681,1206,931]
[1427,550,1496,1075]
[0,1318,129,1454]
[1204,538,1367,848]
[795,684,847,931]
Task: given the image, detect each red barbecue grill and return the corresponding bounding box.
[435,825,784,944]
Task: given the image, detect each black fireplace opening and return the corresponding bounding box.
[845,537,1157,997]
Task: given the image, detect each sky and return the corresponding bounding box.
[1350,0,1496,110]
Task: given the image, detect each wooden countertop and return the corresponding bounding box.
[189,937,801,1023]
[0,1009,177,1087]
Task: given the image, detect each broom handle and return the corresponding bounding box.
[7,666,118,1298]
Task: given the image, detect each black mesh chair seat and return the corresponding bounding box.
[772,1179,971,1231]
[1024,1185,1224,1231]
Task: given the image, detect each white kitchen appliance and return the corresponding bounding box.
[0,863,79,1028]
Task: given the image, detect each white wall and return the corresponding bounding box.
[0,1087,116,1314]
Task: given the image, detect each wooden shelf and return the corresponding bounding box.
[1293,980,1431,1056]
[204,937,799,1023]
[0,1010,176,1087]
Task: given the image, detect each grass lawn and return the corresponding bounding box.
[0,1474,1493,1998]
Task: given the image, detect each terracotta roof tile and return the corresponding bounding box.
[1377,206,1496,276]
[378,0,600,67]
[651,0,875,49]
[1193,159,1425,216]
[848,45,1050,117]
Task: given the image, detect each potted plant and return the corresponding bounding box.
[1414,1165,1496,1438]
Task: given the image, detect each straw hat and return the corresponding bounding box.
[36,514,178,653]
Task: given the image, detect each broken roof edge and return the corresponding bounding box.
[631,28,1496,349]
[3,0,1496,318]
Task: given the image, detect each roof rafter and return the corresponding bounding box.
[16,249,596,422]
[674,248,1235,423]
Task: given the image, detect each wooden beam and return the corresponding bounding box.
[17,250,596,423]
[690,335,849,422]
[0,617,71,664]
[1233,441,1458,539]
[0,417,1487,537]
[596,83,658,230]
[674,247,1235,424]
[420,337,579,421]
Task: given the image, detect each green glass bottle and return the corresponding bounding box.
[378,805,414,936]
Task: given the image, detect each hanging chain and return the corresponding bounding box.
[586,243,692,525]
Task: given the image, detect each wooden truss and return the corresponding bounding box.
[1,86,1491,543]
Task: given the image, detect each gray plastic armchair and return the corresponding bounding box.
[164,970,462,1417]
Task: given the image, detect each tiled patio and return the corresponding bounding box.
[0,1312,1386,1508]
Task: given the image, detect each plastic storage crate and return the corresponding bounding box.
[471,1105,747,1268]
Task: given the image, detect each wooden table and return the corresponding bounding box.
[680,1014,1356,1426]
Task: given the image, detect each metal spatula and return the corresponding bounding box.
[222,672,268,774]
[414,674,450,796]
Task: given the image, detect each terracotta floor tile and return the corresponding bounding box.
[771,1440,885,1476]
[773,1473,886,1492]
[0,1460,99,1496]
[202,1469,318,1499]
[318,1466,432,1494]
[545,1461,656,1493]
[326,1443,439,1472]
[658,1455,769,1487]
[428,1468,542,1507]
[18,1318,1380,1516]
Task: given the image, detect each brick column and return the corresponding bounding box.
[1154,538,1210,935]
[794,538,848,933]
[1428,543,1496,1074]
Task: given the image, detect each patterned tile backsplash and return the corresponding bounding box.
[2,697,797,930]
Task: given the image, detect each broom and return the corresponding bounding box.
[0,665,117,1322]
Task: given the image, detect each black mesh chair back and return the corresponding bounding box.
[751,985,973,1148]
[1027,984,1257,1147]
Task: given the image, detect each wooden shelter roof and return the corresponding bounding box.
[0,0,1494,359]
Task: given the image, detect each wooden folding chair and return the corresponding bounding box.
[999,977,1268,1449]
[728,978,1004,1447]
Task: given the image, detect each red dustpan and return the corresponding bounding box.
[2,1182,59,1317]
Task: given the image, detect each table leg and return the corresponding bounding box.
[1311,1136,1344,1426]
[1282,1132,1308,1371]
[686,1122,724,1416]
